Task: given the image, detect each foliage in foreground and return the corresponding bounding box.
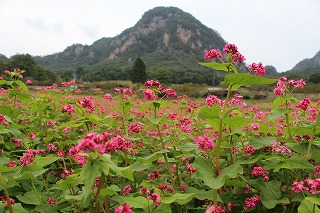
[0,44,320,213]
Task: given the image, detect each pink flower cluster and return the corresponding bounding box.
[205,95,223,107]
[158,183,174,193]
[0,196,15,206]
[194,135,215,151]
[72,132,132,159]
[251,166,269,180]
[248,62,266,76]
[77,97,95,112]
[224,44,246,63]
[115,88,132,94]
[47,198,56,205]
[62,104,75,115]
[148,170,161,181]
[103,93,113,100]
[0,114,9,126]
[244,145,256,154]
[204,44,245,63]
[147,193,161,207]
[12,137,22,147]
[243,196,261,210]
[273,77,306,96]
[205,203,225,213]
[144,80,164,91]
[143,89,157,101]
[19,150,46,166]
[291,178,320,194]
[204,49,222,61]
[143,80,176,100]
[61,80,76,87]
[114,203,132,213]
[122,184,132,195]
[313,165,320,177]
[271,140,292,156]
[296,98,311,111]
[128,122,144,133]
[186,164,197,173]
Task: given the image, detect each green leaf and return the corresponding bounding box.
[292,142,320,159]
[57,174,80,191]
[178,143,198,152]
[99,188,117,196]
[0,80,8,86]
[198,105,221,119]
[80,156,102,205]
[130,162,152,172]
[272,96,288,109]
[153,101,161,110]
[235,156,260,165]
[220,74,278,91]
[274,154,315,172]
[298,199,320,213]
[198,62,238,73]
[116,101,133,114]
[193,156,215,188]
[161,193,196,205]
[100,154,133,181]
[0,155,10,165]
[249,136,276,149]
[109,166,134,181]
[213,164,243,189]
[16,191,40,205]
[172,193,196,205]
[149,116,167,125]
[268,108,290,120]
[306,197,320,205]
[12,164,48,180]
[113,196,150,209]
[153,203,172,213]
[34,155,61,167]
[137,150,168,164]
[223,116,246,129]
[187,187,216,201]
[11,203,29,213]
[260,180,289,209]
[14,80,28,92]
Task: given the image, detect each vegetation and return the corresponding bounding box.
[2,43,320,213]
[131,58,147,84]
[0,54,57,85]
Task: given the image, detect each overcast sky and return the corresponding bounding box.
[0,0,319,72]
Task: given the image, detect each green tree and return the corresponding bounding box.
[76,67,85,81]
[8,54,58,85]
[131,58,147,84]
[154,68,171,85]
[308,72,320,84]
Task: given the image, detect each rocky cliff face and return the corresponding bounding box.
[290,51,320,72]
[34,6,227,70]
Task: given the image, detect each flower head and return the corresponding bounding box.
[194,135,215,151]
[114,203,132,213]
[204,49,222,60]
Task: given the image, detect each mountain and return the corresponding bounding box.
[0,54,8,61]
[285,51,320,75]
[34,7,242,85]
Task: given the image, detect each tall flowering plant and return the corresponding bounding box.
[197,44,320,212]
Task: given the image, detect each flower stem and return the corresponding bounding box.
[305,126,316,159]
[31,178,48,213]
[0,172,13,213]
[284,101,292,139]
